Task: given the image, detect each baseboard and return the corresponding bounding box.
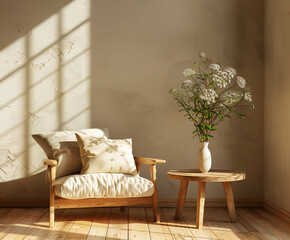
[0,198,48,208]
[158,198,263,208]
[263,200,290,223]
[0,198,263,208]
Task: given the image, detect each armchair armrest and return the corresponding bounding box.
[134,157,166,165]
[44,159,58,167]
[44,159,57,185]
[134,157,166,182]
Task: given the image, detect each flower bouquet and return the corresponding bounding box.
[170,52,254,172]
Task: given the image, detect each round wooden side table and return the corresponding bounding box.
[167,169,246,229]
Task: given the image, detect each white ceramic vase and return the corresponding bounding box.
[197,142,212,173]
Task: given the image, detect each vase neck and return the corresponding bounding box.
[200,141,209,148]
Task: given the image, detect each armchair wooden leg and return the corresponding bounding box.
[150,164,160,223]
[152,193,160,223]
[49,185,55,228]
[49,192,55,228]
[49,165,55,228]
[49,206,55,228]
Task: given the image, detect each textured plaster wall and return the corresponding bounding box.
[0,0,90,199]
[264,0,290,212]
[0,0,264,201]
[90,0,264,199]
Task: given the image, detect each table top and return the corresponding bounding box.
[167,169,246,182]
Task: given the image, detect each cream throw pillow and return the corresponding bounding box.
[76,133,137,175]
[32,128,109,179]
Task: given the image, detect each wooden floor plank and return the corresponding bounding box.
[22,211,51,240]
[106,207,128,240]
[254,208,290,234]
[207,226,240,240]
[161,207,196,240]
[237,207,290,239]
[247,218,290,240]
[0,207,289,240]
[206,208,248,233]
[43,209,79,240]
[236,232,279,240]
[236,208,265,219]
[0,209,29,238]
[182,207,218,240]
[65,208,96,239]
[87,207,111,240]
[0,208,14,225]
[128,207,150,240]
[236,214,259,233]
[204,208,249,240]
[145,207,174,240]
[1,208,46,240]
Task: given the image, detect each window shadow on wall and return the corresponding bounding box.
[0,0,92,201]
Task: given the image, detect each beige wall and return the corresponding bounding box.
[0,0,264,201]
[264,0,290,212]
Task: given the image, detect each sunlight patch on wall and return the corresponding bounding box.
[0,0,91,181]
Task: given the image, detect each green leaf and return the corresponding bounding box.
[236,113,245,119]
[204,123,211,129]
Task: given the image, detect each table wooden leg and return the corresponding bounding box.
[175,180,189,220]
[223,182,237,222]
[196,182,206,229]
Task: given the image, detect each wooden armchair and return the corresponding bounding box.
[44,157,166,228]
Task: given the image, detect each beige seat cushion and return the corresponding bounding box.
[76,133,137,175]
[54,173,154,199]
[32,128,109,179]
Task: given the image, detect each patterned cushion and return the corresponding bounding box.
[32,128,109,179]
[76,133,137,175]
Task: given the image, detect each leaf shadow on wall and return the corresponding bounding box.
[0,0,95,202]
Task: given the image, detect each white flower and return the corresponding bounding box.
[223,90,243,105]
[224,67,237,79]
[181,79,193,88]
[169,88,176,94]
[220,71,227,78]
[199,52,206,58]
[237,76,246,88]
[214,67,236,84]
[224,67,237,75]
[200,89,218,105]
[218,103,226,109]
[183,68,195,77]
[212,73,227,88]
[215,70,229,83]
[244,92,252,102]
[209,63,220,71]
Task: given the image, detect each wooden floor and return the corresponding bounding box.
[0,207,289,239]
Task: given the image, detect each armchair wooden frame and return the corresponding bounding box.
[44,157,166,228]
